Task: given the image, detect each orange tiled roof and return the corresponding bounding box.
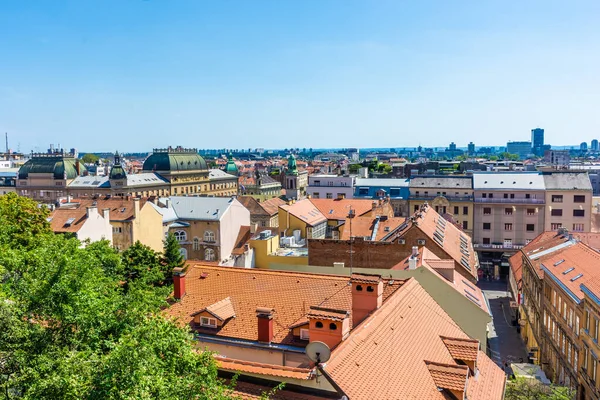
[71,197,147,221]
[237,196,268,217]
[441,336,479,362]
[307,306,349,321]
[231,226,252,256]
[164,265,404,345]
[259,197,286,216]
[309,198,374,221]
[49,207,89,233]
[426,361,469,392]
[216,357,313,380]
[280,199,326,226]
[191,297,235,321]
[350,273,381,284]
[228,381,326,400]
[339,216,407,241]
[324,279,505,399]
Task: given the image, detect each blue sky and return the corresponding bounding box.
[1,0,599,152]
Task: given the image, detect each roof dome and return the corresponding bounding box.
[18,154,86,180]
[286,154,298,176]
[109,151,127,180]
[225,153,239,175]
[142,146,208,172]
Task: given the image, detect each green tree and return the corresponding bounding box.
[0,193,51,248]
[162,233,185,279]
[81,153,100,164]
[121,241,164,287]
[505,377,574,400]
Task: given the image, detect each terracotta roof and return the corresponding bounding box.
[164,265,404,345]
[49,207,89,233]
[508,251,523,289]
[324,279,505,399]
[280,199,326,226]
[289,318,309,329]
[191,297,235,321]
[350,273,381,284]
[426,361,469,392]
[238,196,268,217]
[259,197,287,216]
[425,259,456,270]
[69,197,147,221]
[228,381,327,400]
[339,216,407,241]
[307,306,349,321]
[216,357,313,380]
[441,336,479,362]
[309,198,374,221]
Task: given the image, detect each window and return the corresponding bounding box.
[551,209,563,216]
[575,350,579,373]
[390,188,400,196]
[329,323,337,330]
[574,195,586,203]
[510,193,515,199]
[337,193,345,199]
[414,205,419,212]
[489,193,493,198]
[552,195,563,203]
[200,317,217,328]
[483,207,491,215]
[454,206,459,214]
[551,223,562,230]
[553,290,557,307]
[569,308,573,328]
[326,193,333,199]
[505,207,513,215]
[563,303,567,320]
[358,188,369,195]
[113,226,123,234]
[174,230,187,242]
[463,206,468,215]
[504,223,513,231]
[483,237,490,244]
[312,192,319,199]
[595,318,599,342]
[573,209,585,217]
[193,237,200,250]
[576,315,580,336]
[573,223,584,232]
[482,193,487,198]
[527,208,535,216]
[526,224,535,232]
[525,193,531,199]
[313,180,320,186]
[315,321,323,328]
[204,230,215,242]
[300,328,309,340]
[483,223,491,230]
[204,248,215,261]
[462,221,468,230]
[504,193,508,199]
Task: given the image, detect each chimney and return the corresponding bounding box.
[256,307,274,343]
[133,197,140,219]
[75,159,81,176]
[67,195,72,203]
[86,206,98,218]
[102,208,110,220]
[307,306,350,350]
[351,274,383,327]
[165,198,171,208]
[372,201,378,211]
[173,267,186,300]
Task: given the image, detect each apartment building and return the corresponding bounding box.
[472,172,546,253]
[543,172,592,233]
[409,175,474,234]
[306,174,355,199]
[580,281,600,400]
[353,177,410,217]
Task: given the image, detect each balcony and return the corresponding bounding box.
[411,195,473,201]
[475,198,545,204]
[473,243,525,251]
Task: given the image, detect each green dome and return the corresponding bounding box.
[142,147,208,172]
[18,155,86,180]
[225,153,238,175]
[286,154,298,176]
[109,151,127,180]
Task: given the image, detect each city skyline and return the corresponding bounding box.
[1,1,600,152]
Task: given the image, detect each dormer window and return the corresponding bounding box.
[356,285,363,291]
[300,328,309,340]
[200,317,217,328]
[329,323,338,330]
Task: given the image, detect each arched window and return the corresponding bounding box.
[329,323,337,330]
[179,248,187,260]
[204,230,215,243]
[366,286,374,292]
[315,321,323,328]
[193,237,200,251]
[205,248,215,261]
[356,285,363,291]
[174,230,187,242]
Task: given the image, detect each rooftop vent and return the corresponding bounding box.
[553,259,565,266]
[562,267,575,275]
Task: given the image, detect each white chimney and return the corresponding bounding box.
[412,246,418,257]
[408,246,419,270]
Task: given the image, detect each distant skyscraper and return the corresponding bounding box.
[448,142,457,151]
[592,139,599,152]
[507,141,532,159]
[531,128,544,156]
[581,142,588,152]
[467,142,475,155]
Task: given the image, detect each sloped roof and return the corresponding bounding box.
[238,196,268,217]
[166,196,235,221]
[339,216,407,241]
[426,361,469,392]
[280,199,326,226]
[410,176,473,189]
[324,279,505,399]
[192,297,235,321]
[228,381,325,400]
[164,265,404,345]
[49,207,89,233]
[216,357,313,380]
[64,198,149,222]
[472,172,545,190]
[259,197,286,216]
[441,336,479,362]
[542,172,592,190]
[310,198,374,221]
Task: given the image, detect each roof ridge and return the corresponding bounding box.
[215,356,312,373]
[189,264,350,281]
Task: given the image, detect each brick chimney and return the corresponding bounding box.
[307,306,350,350]
[351,274,383,327]
[133,197,140,219]
[173,267,186,300]
[256,307,274,343]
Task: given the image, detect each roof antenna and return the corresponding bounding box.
[4,132,8,153]
[347,205,355,279]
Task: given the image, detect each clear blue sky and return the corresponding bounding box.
[1,0,599,152]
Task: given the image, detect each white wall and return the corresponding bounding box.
[219,199,251,262]
[307,175,355,199]
[76,208,113,245]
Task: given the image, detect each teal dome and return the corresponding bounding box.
[225,153,239,175]
[110,151,127,180]
[19,155,86,180]
[142,147,208,172]
[286,154,298,176]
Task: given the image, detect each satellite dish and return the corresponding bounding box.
[305,341,331,364]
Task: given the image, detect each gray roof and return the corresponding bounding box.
[409,176,472,189]
[354,178,410,187]
[148,201,179,223]
[69,173,168,188]
[542,172,592,191]
[162,196,236,221]
[209,169,237,179]
[472,172,545,190]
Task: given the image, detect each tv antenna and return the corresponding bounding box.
[347,205,356,277]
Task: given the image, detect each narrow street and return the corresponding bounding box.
[478,280,529,372]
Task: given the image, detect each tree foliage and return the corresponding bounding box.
[162,232,185,276]
[0,196,236,399]
[505,377,574,400]
[81,153,100,164]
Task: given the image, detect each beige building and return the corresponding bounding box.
[543,172,592,233]
[162,196,250,262]
[237,196,286,228]
[409,176,474,234]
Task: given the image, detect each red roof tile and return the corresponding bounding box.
[280,199,326,226]
[216,357,313,380]
[441,336,479,362]
[426,361,469,392]
[310,198,375,221]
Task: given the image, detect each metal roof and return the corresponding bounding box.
[164,196,236,221]
[354,178,410,187]
[542,172,592,190]
[472,172,545,190]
